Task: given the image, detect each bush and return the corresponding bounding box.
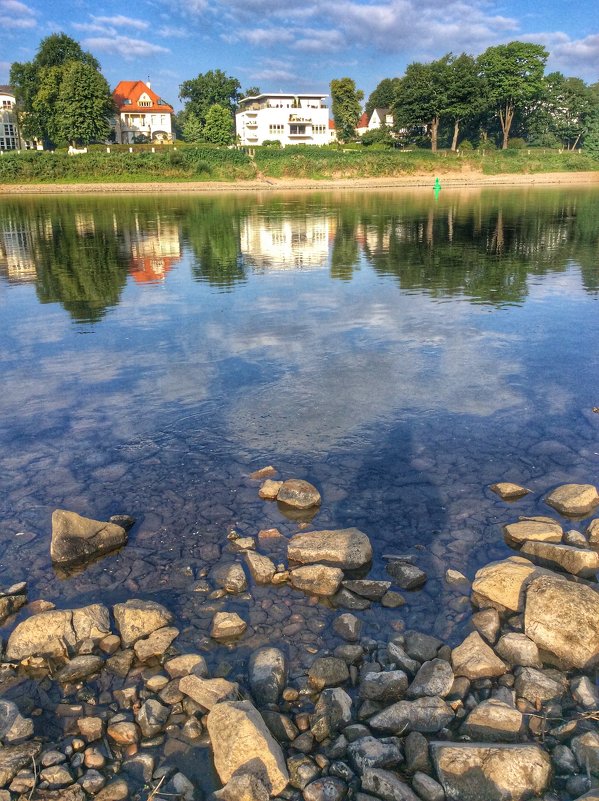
[507,137,526,150]
[458,140,474,151]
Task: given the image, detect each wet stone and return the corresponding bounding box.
[277,479,321,509]
[546,483,599,517]
[571,675,599,708]
[113,600,173,647]
[460,699,523,742]
[56,655,104,683]
[0,700,34,744]
[342,580,391,601]
[495,633,541,668]
[520,540,599,578]
[403,632,444,663]
[514,667,566,704]
[178,675,239,710]
[385,562,427,590]
[211,611,247,640]
[490,482,531,500]
[288,528,373,570]
[39,765,73,789]
[79,769,106,795]
[471,608,501,645]
[308,657,350,691]
[50,509,127,567]
[210,562,248,594]
[248,647,287,707]
[310,688,353,742]
[347,736,403,774]
[451,632,507,680]
[250,465,278,480]
[133,626,179,662]
[303,777,347,801]
[503,520,562,548]
[259,480,284,500]
[288,754,321,789]
[165,653,208,679]
[331,588,371,610]
[136,699,170,738]
[411,772,445,801]
[77,717,104,741]
[245,551,277,584]
[333,613,362,642]
[359,671,408,703]
[106,721,139,745]
[407,659,454,699]
[369,696,454,735]
[380,591,406,608]
[291,565,344,597]
[95,779,130,801]
[361,768,420,801]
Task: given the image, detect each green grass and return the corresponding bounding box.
[0,144,597,184]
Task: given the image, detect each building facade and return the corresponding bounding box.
[236,93,332,146]
[112,81,174,144]
[0,87,24,151]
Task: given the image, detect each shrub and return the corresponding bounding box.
[507,137,526,150]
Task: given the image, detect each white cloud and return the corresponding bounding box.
[157,25,190,38]
[292,28,346,52]
[522,31,599,79]
[83,35,171,60]
[236,27,295,46]
[0,0,36,28]
[92,14,150,31]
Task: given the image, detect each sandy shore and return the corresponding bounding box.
[1,171,598,194]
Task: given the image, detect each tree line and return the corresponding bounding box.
[331,42,599,152]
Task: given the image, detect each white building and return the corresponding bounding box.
[236,93,332,146]
[112,81,174,144]
[240,212,333,270]
[0,86,23,151]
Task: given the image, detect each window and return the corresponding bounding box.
[289,124,306,135]
[138,100,152,107]
[313,125,326,135]
[268,124,284,134]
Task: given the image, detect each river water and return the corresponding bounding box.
[0,186,598,685]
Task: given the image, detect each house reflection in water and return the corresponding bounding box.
[240,213,334,270]
[0,215,37,283]
[118,213,182,283]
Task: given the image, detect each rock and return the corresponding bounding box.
[331,588,371,610]
[113,600,173,647]
[133,626,179,662]
[95,779,130,801]
[259,479,283,500]
[403,632,443,663]
[406,659,454,699]
[207,700,289,795]
[460,699,523,742]
[80,769,107,795]
[105,649,134,678]
[0,700,33,744]
[56,655,104,683]
[503,520,562,548]
[361,768,420,801]
[230,537,256,551]
[491,483,531,500]
[258,527,284,541]
[411,772,444,801]
[546,484,599,517]
[471,557,539,613]
[404,732,431,774]
[50,509,127,566]
[245,552,276,584]
[211,611,247,640]
[445,569,471,593]
[135,699,170,738]
[6,604,110,660]
[77,717,104,741]
[287,754,320,789]
[310,688,353,742]
[571,731,599,775]
[431,742,551,801]
[39,765,73,788]
[165,653,208,679]
[249,647,286,707]
[494,633,541,668]
[334,614,362,642]
[303,777,347,801]
[288,528,372,570]
[514,667,566,703]
[387,642,420,675]
[250,466,278,480]
[520,540,599,578]
[571,676,599,708]
[359,671,408,703]
[214,772,270,801]
[0,590,26,626]
[34,788,85,801]
[471,608,501,644]
[107,721,139,745]
[451,633,507,680]
[291,565,344,597]
[524,573,599,668]
[179,675,239,710]
[261,711,298,742]
[385,562,427,590]
[587,518,599,545]
[380,591,406,608]
[308,657,350,690]
[211,562,248,593]
[348,736,402,773]
[277,479,321,509]
[369,697,454,735]
[565,529,589,548]
[0,742,41,787]
[342,580,391,600]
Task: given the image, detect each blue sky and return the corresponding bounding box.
[2,0,598,110]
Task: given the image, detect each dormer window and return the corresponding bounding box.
[138,93,152,107]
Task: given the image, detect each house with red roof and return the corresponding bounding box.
[112,81,174,144]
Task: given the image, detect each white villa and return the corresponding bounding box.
[236,93,333,146]
[0,87,23,151]
[112,81,174,144]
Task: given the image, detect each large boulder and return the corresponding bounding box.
[451,632,507,680]
[431,742,551,801]
[524,573,599,668]
[248,647,287,707]
[6,604,110,660]
[206,700,289,795]
[290,565,343,596]
[520,540,599,578]
[0,741,42,788]
[503,520,562,548]
[288,528,372,569]
[50,510,127,566]
[546,484,599,517]
[369,696,454,735]
[113,600,173,647]
[460,700,523,742]
[471,557,540,613]
[179,676,239,711]
[277,479,321,509]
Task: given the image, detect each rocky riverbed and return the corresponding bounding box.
[0,475,598,801]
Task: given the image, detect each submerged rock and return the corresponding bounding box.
[277,479,321,509]
[290,565,343,596]
[0,700,34,744]
[288,528,372,569]
[490,483,531,500]
[431,742,551,801]
[207,700,289,795]
[361,768,420,801]
[50,509,127,566]
[6,604,110,660]
[385,562,427,590]
[546,484,599,517]
[113,600,173,647]
[211,611,247,640]
[248,647,287,707]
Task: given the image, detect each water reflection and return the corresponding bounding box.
[240,210,331,270]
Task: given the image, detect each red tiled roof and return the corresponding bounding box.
[357,112,369,129]
[113,81,174,114]
[328,118,336,129]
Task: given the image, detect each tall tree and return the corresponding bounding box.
[330,78,364,142]
[179,70,241,128]
[443,53,482,150]
[528,73,593,149]
[10,33,110,148]
[203,104,234,145]
[240,86,261,99]
[477,41,548,149]
[181,111,204,143]
[394,57,450,152]
[365,78,401,118]
[56,62,114,145]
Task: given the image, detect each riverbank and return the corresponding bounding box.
[2,170,599,194]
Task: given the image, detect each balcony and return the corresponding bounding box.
[289,114,312,123]
[245,121,258,128]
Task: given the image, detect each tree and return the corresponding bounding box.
[585,108,599,157]
[477,41,548,149]
[202,104,234,145]
[182,111,204,143]
[330,78,364,142]
[528,73,593,149]
[394,57,450,152]
[443,53,482,150]
[240,86,261,99]
[365,78,401,118]
[10,33,110,148]
[55,62,114,145]
[179,70,241,128]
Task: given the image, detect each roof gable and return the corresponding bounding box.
[113,81,173,114]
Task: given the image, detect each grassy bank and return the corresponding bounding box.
[0,145,597,184]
